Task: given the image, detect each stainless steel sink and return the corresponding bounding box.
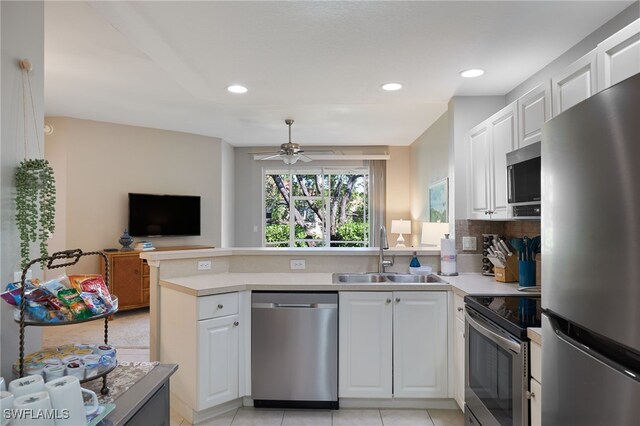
[385,274,446,283]
[332,273,387,283]
[332,273,446,284]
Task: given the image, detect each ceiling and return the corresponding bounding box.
[44,1,633,147]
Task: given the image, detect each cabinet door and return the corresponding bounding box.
[597,19,640,92]
[489,103,516,219]
[197,314,239,409]
[454,316,465,410]
[393,291,447,398]
[339,292,392,398]
[552,50,597,116]
[111,255,143,309]
[517,82,551,148]
[467,124,491,219]
[530,378,542,426]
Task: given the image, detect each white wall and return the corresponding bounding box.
[1,0,44,378]
[45,117,230,273]
[409,112,450,247]
[385,146,411,242]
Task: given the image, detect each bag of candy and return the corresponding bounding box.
[56,288,92,319]
[42,276,70,297]
[79,292,109,315]
[79,276,112,304]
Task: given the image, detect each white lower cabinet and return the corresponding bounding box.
[160,288,248,421]
[339,291,448,399]
[198,314,239,409]
[530,339,543,426]
[452,294,465,410]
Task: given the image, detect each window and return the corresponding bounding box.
[264,167,369,247]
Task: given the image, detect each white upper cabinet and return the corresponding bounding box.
[597,18,640,92]
[551,49,597,116]
[468,124,491,219]
[467,103,516,220]
[488,103,516,219]
[517,82,551,148]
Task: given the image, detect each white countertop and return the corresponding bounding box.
[159,272,530,298]
[140,246,441,262]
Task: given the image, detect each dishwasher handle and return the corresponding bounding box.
[252,302,337,309]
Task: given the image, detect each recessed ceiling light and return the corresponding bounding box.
[227,84,248,94]
[460,69,485,78]
[381,82,403,91]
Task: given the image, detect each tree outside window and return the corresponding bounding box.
[264,168,369,247]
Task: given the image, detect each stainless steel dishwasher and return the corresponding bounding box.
[251,292,338,409]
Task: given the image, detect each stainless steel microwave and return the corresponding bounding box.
[507,141,541,218]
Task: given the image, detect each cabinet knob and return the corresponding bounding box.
[395,297,401,303]
[457,307,464,312]
[386,298,391,304]
[233,321,239,327]
[217,304,224,309]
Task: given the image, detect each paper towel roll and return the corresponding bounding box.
[440,236,458,276]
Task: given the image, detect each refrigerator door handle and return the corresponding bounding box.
[466,310,522,354]
[549,316,640,383]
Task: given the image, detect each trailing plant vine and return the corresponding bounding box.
[15,158,56,268]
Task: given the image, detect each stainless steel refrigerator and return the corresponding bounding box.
[542,73,640,425]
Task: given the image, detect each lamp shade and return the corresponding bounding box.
[391,219,411,235]
[421,222,449,246]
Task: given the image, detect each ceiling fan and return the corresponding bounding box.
[252,119,332,164]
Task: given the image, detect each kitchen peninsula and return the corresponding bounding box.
[140,247,532,424]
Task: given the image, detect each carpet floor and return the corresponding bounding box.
[42,308,150,349]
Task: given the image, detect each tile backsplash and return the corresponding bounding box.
[455,219,541,254]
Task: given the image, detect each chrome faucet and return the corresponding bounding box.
[379,226,394,273]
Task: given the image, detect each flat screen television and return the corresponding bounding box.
[128,193,201,237]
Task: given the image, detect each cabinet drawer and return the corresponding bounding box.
[198,292,238,320]
[531,340,542,382]
[454,294,465,320]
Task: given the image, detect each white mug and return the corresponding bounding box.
[0,391,14,426]
[43,365,65,383]
[8,375,44,398]
[45,376,98,426]
[12,391,54,425]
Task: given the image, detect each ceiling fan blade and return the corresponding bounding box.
[299,154,313,162]
[259,153,283,160]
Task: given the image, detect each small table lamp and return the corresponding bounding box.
[391,219,411,247]
[421,222,450,248]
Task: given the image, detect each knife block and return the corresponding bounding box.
[494,256,519,283]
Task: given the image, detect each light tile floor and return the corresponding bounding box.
[170,407,464,426]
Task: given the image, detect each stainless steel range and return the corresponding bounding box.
[464,295,542,426]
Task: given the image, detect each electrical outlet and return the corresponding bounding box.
[14,269,32,282]
[462,236,477,251]
[290,259,306,270]
[198,260,212,270]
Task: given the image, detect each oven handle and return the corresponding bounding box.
[466,310,522,354]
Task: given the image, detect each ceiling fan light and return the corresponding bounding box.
[283,155,300,165]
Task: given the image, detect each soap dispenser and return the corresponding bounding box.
[409,251,421,268]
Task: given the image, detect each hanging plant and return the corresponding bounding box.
[15,158,56,268]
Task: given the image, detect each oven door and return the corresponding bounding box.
[465,307,528,426]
